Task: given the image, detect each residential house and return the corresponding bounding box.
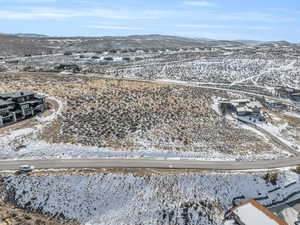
[0,92,46,127]
[224,199,288,225]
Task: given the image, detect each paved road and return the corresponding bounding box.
[0,157,300,171]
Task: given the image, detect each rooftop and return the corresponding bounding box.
[0,91,34,99]
[236,106,254,113]
[0,92,46,106]
[230,99,251,104]
[34,94,46,99]
[0,99,14,106]
[246,101,263,109]
[231,199,288,225]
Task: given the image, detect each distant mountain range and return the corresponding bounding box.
[0,33,298,57]
[2,33,298,45]
[5,33,297,44]
[14,33,49,38]
[235,40,264,45]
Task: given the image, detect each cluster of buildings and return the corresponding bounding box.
[219,98,265,120]
[0,91,46,127]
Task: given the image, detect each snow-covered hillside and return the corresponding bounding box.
[1,171,300,225]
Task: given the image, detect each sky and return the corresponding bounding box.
[0,0,300,42]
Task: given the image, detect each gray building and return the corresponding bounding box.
[219,98,264,118]
[0,91,46,127]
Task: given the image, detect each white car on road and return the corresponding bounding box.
[18,165,35,173]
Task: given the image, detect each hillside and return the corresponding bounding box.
[0,34,247,56]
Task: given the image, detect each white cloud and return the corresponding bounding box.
[182,1,215,7]
[83,25,144,30]
[178,10,295,23]
[176,24,273,30]
[0,7,170,20]
[0,9,72,20]
[216,12,295,23]
[88,9,156,20]
[0,6,296,24]
[173,30,260,40]
[0,8,76,20]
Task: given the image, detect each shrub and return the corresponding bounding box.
[263,173,278,185]
[292,166,300,174]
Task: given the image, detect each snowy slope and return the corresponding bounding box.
[1,171,300,225]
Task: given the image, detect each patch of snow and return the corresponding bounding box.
[239,123,269,140]
[211,96,221,115]
[1,171,300,225]
[238,116,297,150]
[0,139,289,161]
[36,96,64,122]
[0,128,34,141]
[284,111,300,119]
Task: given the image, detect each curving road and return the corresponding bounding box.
[1,75,300,171]
[237,119,300,156]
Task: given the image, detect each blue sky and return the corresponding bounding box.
[0,0,300,42]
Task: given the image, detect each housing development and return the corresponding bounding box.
[0,27,300,225]
[0,33,299,225]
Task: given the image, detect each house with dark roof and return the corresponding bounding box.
[0,92,47,127]
[219,98,264,119]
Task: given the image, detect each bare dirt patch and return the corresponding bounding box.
[0,200,78,225]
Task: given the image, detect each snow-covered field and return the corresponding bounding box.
[0,139,288,161]
[238,116,298,151]
[98,57,300,89]
[237,109,300,156]
[1,171,300,225]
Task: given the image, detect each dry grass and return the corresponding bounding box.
[0,200,78,225]
[268,110,300,145]
[0,72,277,156]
